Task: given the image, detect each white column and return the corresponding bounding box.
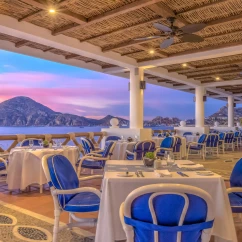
[228,95,234,128]
[130,67,144,129]
[195,86,205,127]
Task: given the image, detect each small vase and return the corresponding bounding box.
[143,158,154,167]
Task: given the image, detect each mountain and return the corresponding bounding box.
[0,96,129,127]
[209,106,242,119]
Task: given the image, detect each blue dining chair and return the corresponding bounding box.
[120,184,214,242]
[20,138,42,147]
[224,132,235,151]
[80,137,103,155]
[227,158,242,218]
[173,136,182,159]
[106,135,121,142]
[187,134,207,160]
[155,136,174,157]
[42,154,101,242]
[183,132,193,136]
[126,141,156,160]
[205,134,219,158]
[0,157,8,182]
[77,140,116,175]
[218,132,225,154]
[234,131,241,150]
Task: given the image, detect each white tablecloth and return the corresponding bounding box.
[152,136,187,158]
[112,141,136,160]
[96,160,237,242]
[185,135,200,143]
[7,146,79,190]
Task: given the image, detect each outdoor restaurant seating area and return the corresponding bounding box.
[0,129,241,242]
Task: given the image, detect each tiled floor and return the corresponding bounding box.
[0,150,242,241]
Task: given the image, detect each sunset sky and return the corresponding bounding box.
[0,49,231,120]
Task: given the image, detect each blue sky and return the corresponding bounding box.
[0,49,229,120]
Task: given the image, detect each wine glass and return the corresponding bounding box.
[29,140,34,150]
[134,135,138,142]
[121,135,124,142]
[57,140,62,148]
[38,139,43,148]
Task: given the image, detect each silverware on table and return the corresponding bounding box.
[177,171,189,177]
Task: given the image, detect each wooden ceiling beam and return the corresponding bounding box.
[80,17,164,42]
[65,54,80,60]
[19,0,87,25]
[169,60,242,73]
[176,0,228,15]
[18,9,44,22]
[148,2,188,27]
[15,40,29,48]
[191,70,242,79]
[103,25,242,53]
[52,0,163,35]
[43,47,54,52]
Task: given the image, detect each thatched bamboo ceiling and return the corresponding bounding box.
[0,0,242,63]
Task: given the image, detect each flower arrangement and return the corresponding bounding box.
[43,140,49,148]
[143,152,155,167]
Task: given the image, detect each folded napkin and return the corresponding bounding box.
[154,170,172,177]
[177,164,204,170]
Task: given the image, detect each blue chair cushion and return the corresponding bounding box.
[189,146,201,151]
[0,161,7,171]
[64,192,100,212]
[127,154,134,160]
[81,159,104,169]
[228,193,242,213]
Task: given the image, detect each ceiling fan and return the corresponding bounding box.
[134,17,207,49]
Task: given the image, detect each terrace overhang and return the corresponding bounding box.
[0,0,242,131]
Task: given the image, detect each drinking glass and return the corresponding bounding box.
[134,135,138,142]
[167,152,175,169]
[57,140,62,148]
[121,135,124,142]
[29,140,34,149]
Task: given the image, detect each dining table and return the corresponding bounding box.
[95,160,237,242]
[7,146,79,192]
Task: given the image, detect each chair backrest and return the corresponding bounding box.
[80,137,95,154]
[102,141,116,159]
[42,155,79,209]
[234,131,240,138]
[219,132,225,140]
[205,134,219,147]
[198,134,207,144]
[20,139,42,147]
[183,132,192,136]
[133,141,156,160]
[173,136,182,153]
[161,137,174,149]
[121,184,214,242]
[230,158,242,187]
[106,135,120,142]
[224,132,234,143]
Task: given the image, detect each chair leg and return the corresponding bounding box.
[69,213,73,230]
[91,169,94,175]
[53,210,60,242]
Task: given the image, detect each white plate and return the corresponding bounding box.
[117,172,133,177]
[196,171,214,176]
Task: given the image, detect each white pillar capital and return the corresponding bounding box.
[129,67,144,129]
[228,95,234,128]
[195,86,205,128]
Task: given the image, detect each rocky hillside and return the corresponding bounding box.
[209,106,242,119]
[0,96,129,127]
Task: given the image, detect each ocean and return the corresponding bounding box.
[0,126,173,149]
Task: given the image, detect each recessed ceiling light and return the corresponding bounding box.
[215,77,220,80]
[182,63,187,67]
[149,50,155,54]
[49,9,56,13]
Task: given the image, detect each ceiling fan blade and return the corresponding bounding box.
[181,34,204,43]
[134,35,162,41]
[160,38,174,49]
[180,23,207,34]
[153,23,172,33]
